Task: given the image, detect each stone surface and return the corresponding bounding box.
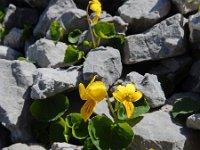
[31,65,83,99]
[0,59,36,142]
[122,14,186,65]
[83,46,122,87]
[125,71,166,108]
[186,113,200,130]
[2,143,45,150]
[183,60,200,92]
[33,0,76,37]
[24,0,49,8]
[0,124,11,149]
[0,45,22,60]
[51,142,82,150]
[129,110,199,150]
[27,38,68,68]
[3,4,38,29]
[172,0,200,14]
[118,0,171,33]
[3,28,24,50]
[100,16,128,33]
[188,12,200,50]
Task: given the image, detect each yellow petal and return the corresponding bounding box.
[131,91,143,102]
[80,100,96,122]
[87,81,107,102]
[87,75,96,89]
[126,84,136,93]
[117,85,127,93]
[113,91,124,103]
[123,101,134,118]
[79,83,87,100]
[92,15,99,24]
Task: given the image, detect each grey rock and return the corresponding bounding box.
[129,110,199,150]
[33,0,76,37]
[186,114,200,130]
[3,28,24,50]
[3,4,38,29]
[24,0,49,8]
[0,45,22,60]
[31,66,82,99]
[51,142,83,150]
[0,124,11,149]
[172,0,200,14]
[118,0,171,33]
[100,16,128,33]
[2,143,45,150]
[51,142,82,150]
[166,92,200,105]
[0,59,36,142]
[126,72,166,108]
[183,60,200,92]
[189,12,200,49]
[27,38,68,68]
[83,46,122,87]
[122,14,186,64]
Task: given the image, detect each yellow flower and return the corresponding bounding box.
[89,0,102,24]
[113,84,142,118]
[79,76,107,121]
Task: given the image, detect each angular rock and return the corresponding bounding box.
[2,143,45,150]
[0,45,22,60]
[0,59,36,142]
[129,110,200,150]
[3,4,38,29]
[27,38,68,68]
[122,14,186,64]
[100,16,128,33]
[172,0,200,14]
[3,28,24,50]
[125,71,166,108]
[186,114,200,130]
[31,66,83,99]
[51,142,82,150]
[183,60,200,92]
[33,0,76,37]
[83,46,122,87]
[118,0,171,33]
[188,12,200,50]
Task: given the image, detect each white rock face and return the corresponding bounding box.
[118,0,171,33]
[0,45,21,60]
[2,143,45,150]
[0,59,36,142]
[122,14,186,64]
[33,0,76,37]
[189,12,200,43]
[186,113,200,130]
[27,38,68,68]
[51,142,82,150]
[31,66,83,99]
[130,111,186,150]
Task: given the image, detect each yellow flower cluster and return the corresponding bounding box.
[79,76,143,121]
[88,0,102,24]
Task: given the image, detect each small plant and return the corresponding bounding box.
[30,76,150,149]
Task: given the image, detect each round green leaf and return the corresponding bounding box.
[88,115,134,150]
[72,121,88,140]
[68,29,82,44]
[49,117,71,144]
[30,94,69,122]
[83,137,96,150]
[50,21,65,42]
[66,113,83,128]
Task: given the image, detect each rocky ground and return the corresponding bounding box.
[0,0,200,149]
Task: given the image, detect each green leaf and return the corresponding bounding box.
[50,21,65,42]
[30,94,69,122]
[93,22,116,39]
[83,137,97,150]
[49,117,71,144]
[68,29,82,44]
[172,98,200,118]
[66,113,88,140]
[64,45,84,65]
[18,57,33,63]
[82,40,93,48]
[187,0,194,3]
[88,115,134,150]
[0,24,8,40]
[117,97,150,120]
[0,8,4,23]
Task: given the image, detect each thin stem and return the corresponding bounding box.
[106,95,117,121]
[86,4,96,48]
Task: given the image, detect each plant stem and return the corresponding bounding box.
[86,4,96,48]
[106,95,117,121]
